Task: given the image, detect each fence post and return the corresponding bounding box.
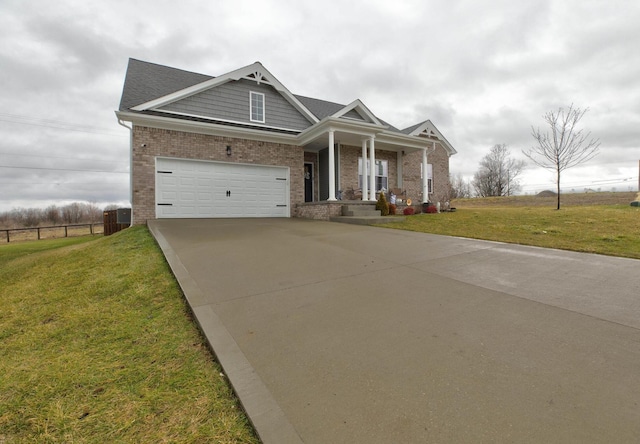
[37,227,41,240]
[4,230,8,243]
[64,226,68,238]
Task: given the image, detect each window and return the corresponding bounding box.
[358,158,388,191]
[250,92,265,123]
[420,163,433,193]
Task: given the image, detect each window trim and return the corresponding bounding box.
[358,158,388,192]
[249,91,265,123]
[421,163,433,193]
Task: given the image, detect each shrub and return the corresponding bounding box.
[425,205,438,214]
[376,192,389,216]
[403,207,415,215]
[388,203,397,215]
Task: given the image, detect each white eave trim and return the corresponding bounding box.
[378,130,435,150]
[297,117,384,145]
[405,120,457,156]
[117,111,441,153]
[116,111,299,145]
[297,117,431,151]
[152,108,305,134]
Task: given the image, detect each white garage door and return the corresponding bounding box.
[155,158,289,218]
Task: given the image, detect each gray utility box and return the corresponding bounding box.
[117,208,131,224]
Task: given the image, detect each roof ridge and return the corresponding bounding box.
[293,93,346,108]
[127,58,211,78]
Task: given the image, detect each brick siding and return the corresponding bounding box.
[131,126,303,224]
[131,127,451,223]
[403,142,450,205]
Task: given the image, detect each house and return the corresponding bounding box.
[116,59,457,224]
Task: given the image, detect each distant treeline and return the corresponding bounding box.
[0,202,119,230]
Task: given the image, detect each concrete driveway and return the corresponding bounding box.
[148,218,640,443]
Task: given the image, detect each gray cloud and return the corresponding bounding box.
[1,0,638,211]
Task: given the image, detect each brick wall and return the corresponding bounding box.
[403,142,450,205]
[130,126,452,223]
[338,143,450,204]
[303,151,319,202]
[338,145,398,193]
[295,202,344,220]
[131,126,304,224]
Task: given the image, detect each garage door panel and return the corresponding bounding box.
[156,158,289,218]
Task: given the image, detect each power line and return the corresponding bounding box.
[0,181,126,185]
[0,112,127,138]
[0,165,129,174]
[0,151,128,164]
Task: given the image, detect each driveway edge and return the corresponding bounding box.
[148,221,303,444]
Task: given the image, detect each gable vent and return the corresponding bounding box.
[419,130,438,139]
[246,71,269,85]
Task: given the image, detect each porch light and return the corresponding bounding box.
[226,145,232,156]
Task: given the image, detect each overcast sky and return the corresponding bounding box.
[1,0,639,212]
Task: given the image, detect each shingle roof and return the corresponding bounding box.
[118,59,212,111]
[118,59,403,134]
[293,95,345,120]
[400,121,426,135]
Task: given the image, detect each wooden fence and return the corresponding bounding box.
[2,223,103,243]
[103,209,130,236]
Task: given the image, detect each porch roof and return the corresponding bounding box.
[298,117,435,154]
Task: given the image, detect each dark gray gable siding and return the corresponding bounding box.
[342,109,366,121]
[158,79,313,131]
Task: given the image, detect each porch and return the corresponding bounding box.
[299,117,436,206]
[295,200,421,223]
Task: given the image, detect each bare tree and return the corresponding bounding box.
[524,104,600,209]
[45,205,62,225]
[85,202,103,222]
[449,173,472,199]
[62,202,83,224]
[472,144,525,197]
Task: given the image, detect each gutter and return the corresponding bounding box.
[117,116,134,227]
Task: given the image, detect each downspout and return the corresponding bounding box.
[422,141,437,203]
[117,117,133,227]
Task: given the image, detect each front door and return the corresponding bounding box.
[304,162,313,202]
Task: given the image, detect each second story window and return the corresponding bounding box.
[250,92,265,123]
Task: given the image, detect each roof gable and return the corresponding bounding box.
[131,62,318,125]
[331,99,383,126]
[157,78,313,131]
[402,120,457,155]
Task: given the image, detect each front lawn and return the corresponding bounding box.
[0,227,258,443]
[379,205,640,259]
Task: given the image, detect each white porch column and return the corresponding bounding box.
[397,150,403,189]
[361,139,368,201]
[422,147,429,203]
[327,129,337,201]
[368,136,376,201]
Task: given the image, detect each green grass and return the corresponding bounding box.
[379,205,640,259]
[0,227,258,443]
[0,236,97,268]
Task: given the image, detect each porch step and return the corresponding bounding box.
[330,204,405,225]
[341,204,381,217]
[330,215,405,226]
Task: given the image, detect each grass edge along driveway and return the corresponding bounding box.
[0,227,258,443]
[378,204,640,260]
